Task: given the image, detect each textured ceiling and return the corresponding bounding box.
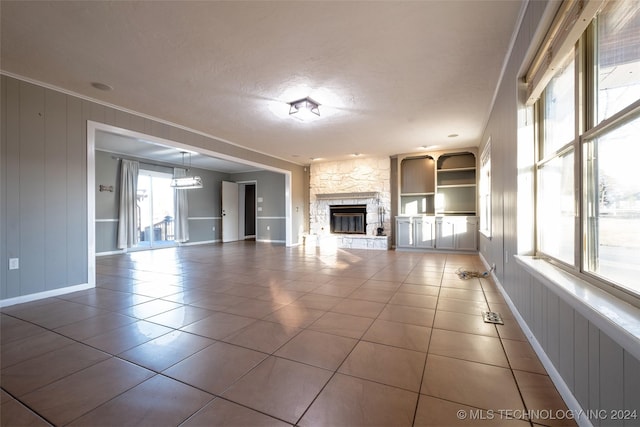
[1,0,524,168]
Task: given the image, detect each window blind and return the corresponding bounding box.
[525,0,606,105]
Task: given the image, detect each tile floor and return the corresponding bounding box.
[1,242,575,426]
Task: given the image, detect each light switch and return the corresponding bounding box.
[9,258,19,270]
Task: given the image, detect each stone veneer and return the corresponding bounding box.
[309,157,391,249]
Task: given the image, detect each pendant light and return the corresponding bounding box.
[170,152,203,189]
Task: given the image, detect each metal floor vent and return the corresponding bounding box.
[482,311,504,325]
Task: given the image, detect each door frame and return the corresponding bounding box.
[238,181,257,239]
[130,169,177,251]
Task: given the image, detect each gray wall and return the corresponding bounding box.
[1,75,306,301]
[230,170,286,242]
[94,150,232,252]
[186,167,230,243]
[1,77,88,300]
[95,150,120,253]
[479,1,640,423]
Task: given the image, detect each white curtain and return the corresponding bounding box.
[174,167,189,243]
[117,159,139,249]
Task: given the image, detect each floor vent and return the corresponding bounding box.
[482,311,504,325]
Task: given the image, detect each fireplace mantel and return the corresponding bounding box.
[315,192,379,200]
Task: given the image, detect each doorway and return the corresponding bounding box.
[240,182,257,240]
[134,170,176,250]
[222,181,257,242]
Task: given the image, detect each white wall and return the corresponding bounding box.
[309,157,391,236]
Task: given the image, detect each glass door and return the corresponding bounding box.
[135,170,175,250]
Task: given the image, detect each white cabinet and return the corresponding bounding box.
[457,217,479,250]
[396,216,436,249]
[436,216,478,251]
[396,217,414,248]
[395,149,478,252]
[435,217,456,249]
[414,216,436,248]
[397,215,477,251]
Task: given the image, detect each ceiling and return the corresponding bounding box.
[1,0,525,170]
[96,130,259,174]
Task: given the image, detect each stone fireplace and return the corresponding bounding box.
[308,157,391,250]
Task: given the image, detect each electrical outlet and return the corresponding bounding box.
[9,258,19,270]
[212,226,215,232]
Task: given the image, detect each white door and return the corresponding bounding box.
[222,181,239,242]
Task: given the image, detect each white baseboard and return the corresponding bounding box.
[178,239,220,246]
[478,253,591,427]
[256,239,286,244]
[96,250,126,256]
[0,282,95,308]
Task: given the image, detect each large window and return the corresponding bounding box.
[537,53,576,266]
[534,0,640,298]
[135,170,176,250]
[584,115,640,289]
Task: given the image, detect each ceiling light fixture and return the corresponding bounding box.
[288,97,320,121]
[170,152,203,189]
[91,82,113,91]
[170,175,203,189]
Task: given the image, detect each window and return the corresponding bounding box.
[584,115,640,290]
[538,150,575,265]
[542,55,576,157]
[596,1,640,123]
[537,53,576,266]
[479,139,491,238]
[135,170,176,249]
[532,0,640,298]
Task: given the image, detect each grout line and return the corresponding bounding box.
[2,247,551,426]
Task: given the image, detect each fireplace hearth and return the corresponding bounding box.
[330,205,367,234]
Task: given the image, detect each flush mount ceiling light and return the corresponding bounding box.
[91,81,113,91]
[170,152,203,189]
[288,97,320,121]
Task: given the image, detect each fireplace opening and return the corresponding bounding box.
[330,205,367,234]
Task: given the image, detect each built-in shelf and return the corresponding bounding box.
[437,184,476,189]
[401,192,435,196]
[400,155,436,215]
[436,153,477,215]
[438,167,476,172]
[441,211,477,215]
[396,150,478,251]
